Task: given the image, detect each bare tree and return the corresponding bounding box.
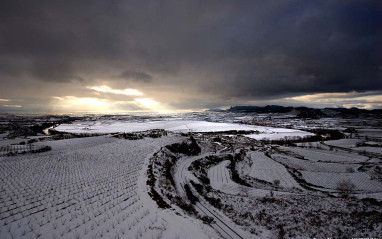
[239,186,250,197]
[273,179,280,189]
[346,167,355,173]
[336,179,355,198]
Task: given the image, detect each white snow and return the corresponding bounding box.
[136,148,220,239]
[353,146,382,154]
[325,139,361,148]
[301,171,382,192]
[272,153,359,173]
[356,192,382,201]
[173,155,254,239]
[247,151,303,189]
[0,135,220,239]
[55,120,313,140]
[208,160,292,197]
[245,131,313,140]
[0,137,26,146]
[295,141,330,149]
[280,146,369,162]
[357,129,382,138]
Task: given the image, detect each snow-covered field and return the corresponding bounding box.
[208,160,291,197]
[325,139,361,148]
[353,146,382,154]
[245,131,313,140]
[55,120,313,140]
[295,141,330,149]
[207,160,231,185]
[323,139,382,155]
[0,138,26,146]
[301,171,382,192]
[34,135,116,152]
[0,135,219,239]
[356,192,382,201]
[357,129,382,138]
[272,154,359,173]
[279,146,369,162]
[0,144,48,156]
[247,152,302,189]
[2,116,382,238]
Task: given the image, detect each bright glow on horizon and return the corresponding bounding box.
[52,96,170,113]
[285,91,382,109]
[134,98,158,108]
[48,85,173,113]
[3,105,22,108]
[70,96,109,106]
[88,85,143,96]
[0,99,22,108]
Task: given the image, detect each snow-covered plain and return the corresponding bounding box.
[55,120,313,140]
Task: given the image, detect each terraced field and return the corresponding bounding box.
[353,146,382,154]
[279,146,368,162]
[272,154,359,173]
[208,160,291,197]
[248,152,303,189]
[300,171,382,192]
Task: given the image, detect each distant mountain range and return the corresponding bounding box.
[212,105,382,119]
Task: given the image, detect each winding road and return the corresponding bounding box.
[174,153,251,239]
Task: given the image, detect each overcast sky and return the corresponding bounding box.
[0,0,381,113]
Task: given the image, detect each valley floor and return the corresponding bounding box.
[1,119,381,239]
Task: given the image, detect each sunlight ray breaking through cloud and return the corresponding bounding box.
[51,95,169,113]
[2,105,21,108]
[88,85,143,96]
[0,0,381,113]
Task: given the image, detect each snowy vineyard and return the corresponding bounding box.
[0,135,185,239]
[0,145,48,156]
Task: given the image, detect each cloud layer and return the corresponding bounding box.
[0,0,381,112]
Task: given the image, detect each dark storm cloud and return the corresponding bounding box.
[0,0,381,110]
[114,70,153,83]
[198,0,382,98]
[30,58,86,82]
